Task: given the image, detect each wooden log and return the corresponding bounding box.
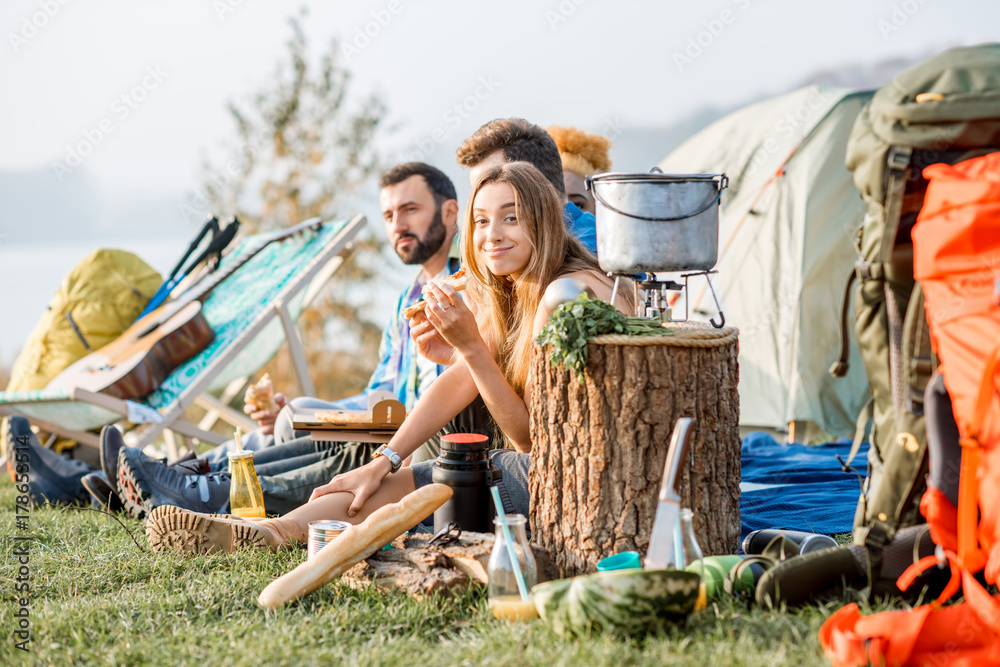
[529,324,741,578]
[342,531,557,598]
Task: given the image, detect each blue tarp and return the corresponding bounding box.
[739,432,868,538]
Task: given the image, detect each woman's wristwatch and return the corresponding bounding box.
[372,444,403,473]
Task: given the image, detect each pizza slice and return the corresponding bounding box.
[403,267,469,319]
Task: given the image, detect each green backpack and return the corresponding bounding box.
[832,44,1000,554]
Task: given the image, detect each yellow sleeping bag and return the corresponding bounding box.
[3,249,161,460]
[7,248,161,392]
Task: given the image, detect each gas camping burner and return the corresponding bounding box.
[609,271,725,328]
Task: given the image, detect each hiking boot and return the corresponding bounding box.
[146,509,300,554]
[82,471,124,513]
[117,446,230,520]
[144,504,230,529]
[7,416,91,506]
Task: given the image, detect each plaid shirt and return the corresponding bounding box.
[329,257,461,412]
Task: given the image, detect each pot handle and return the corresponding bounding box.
[589,174,729,222]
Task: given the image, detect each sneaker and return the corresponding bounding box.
[7,416,91,506]
[146,509,288,554]
[99,425,125,487]
[117,446,231,520]
[170,457,210,475]
[81,471,124,513]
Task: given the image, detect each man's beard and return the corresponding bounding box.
[395,204,448,266]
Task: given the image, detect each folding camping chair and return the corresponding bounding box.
[0,215,366,460]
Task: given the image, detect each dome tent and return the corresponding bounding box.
[657,85,873,437]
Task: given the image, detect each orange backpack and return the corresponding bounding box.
[819,152,1000,665]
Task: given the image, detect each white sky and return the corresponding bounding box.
[2,0,996,227]
[0,0,996,361]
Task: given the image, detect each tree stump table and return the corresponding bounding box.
[529,322,741,578]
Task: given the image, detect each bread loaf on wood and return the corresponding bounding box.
[257,483,453,610]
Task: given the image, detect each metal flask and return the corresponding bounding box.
[644,418,696,570]
[431,433,502,533]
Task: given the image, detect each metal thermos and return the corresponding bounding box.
[742,529,837,555]
[432,433,502,533]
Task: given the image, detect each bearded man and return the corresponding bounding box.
[98,163,467,516]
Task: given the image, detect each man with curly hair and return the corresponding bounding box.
[547,125,613,216]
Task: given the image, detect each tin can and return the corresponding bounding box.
[741,529,837,555]
[308,520,350,560]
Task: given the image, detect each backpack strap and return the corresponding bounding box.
[842,398,873,471]
[878,146,914,263]
[957,340,1000,572]
[829,261,877,471]
[725,535,801,596]
[830,268,857,379]
[901,283,934,415]
[724,556,773,596]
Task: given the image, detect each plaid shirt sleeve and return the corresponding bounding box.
[317,289,407,412]
[316,258,460,412]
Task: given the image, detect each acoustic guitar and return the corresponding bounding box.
[47,218,324,400]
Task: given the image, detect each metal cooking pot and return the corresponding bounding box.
[586,169,728,274]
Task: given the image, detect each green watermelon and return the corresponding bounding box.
[531,568,700,638]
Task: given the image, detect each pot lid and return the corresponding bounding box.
[589,170,724,184]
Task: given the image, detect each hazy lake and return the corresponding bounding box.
[0,236,406,368]
[0,238,188,364]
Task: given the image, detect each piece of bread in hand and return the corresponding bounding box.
[403,268,468,319]
[244,373,279,413]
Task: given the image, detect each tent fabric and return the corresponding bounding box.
[658,85,873,436]
[740,432,867,538]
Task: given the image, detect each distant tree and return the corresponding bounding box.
[191,11,387,402]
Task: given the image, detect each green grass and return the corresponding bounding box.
[0,476,889,666]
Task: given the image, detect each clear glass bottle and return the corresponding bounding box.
[487,514,538,621]
[228,451,266,518]
[668,508,707,611]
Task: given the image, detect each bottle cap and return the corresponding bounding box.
[442,433,489,444]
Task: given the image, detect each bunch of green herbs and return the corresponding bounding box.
[535,295,671,382]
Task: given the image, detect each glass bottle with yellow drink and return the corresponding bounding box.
[487,514,538,621]
[228,450,266,518]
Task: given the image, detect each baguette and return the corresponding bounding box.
[402,268,468,319]
[257,483,453,610]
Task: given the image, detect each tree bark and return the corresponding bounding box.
[529,327,741,578]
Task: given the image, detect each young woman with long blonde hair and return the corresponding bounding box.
[149,162,630,552]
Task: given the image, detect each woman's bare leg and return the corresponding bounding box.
[267,469,418,541]
[147,470,417,553]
